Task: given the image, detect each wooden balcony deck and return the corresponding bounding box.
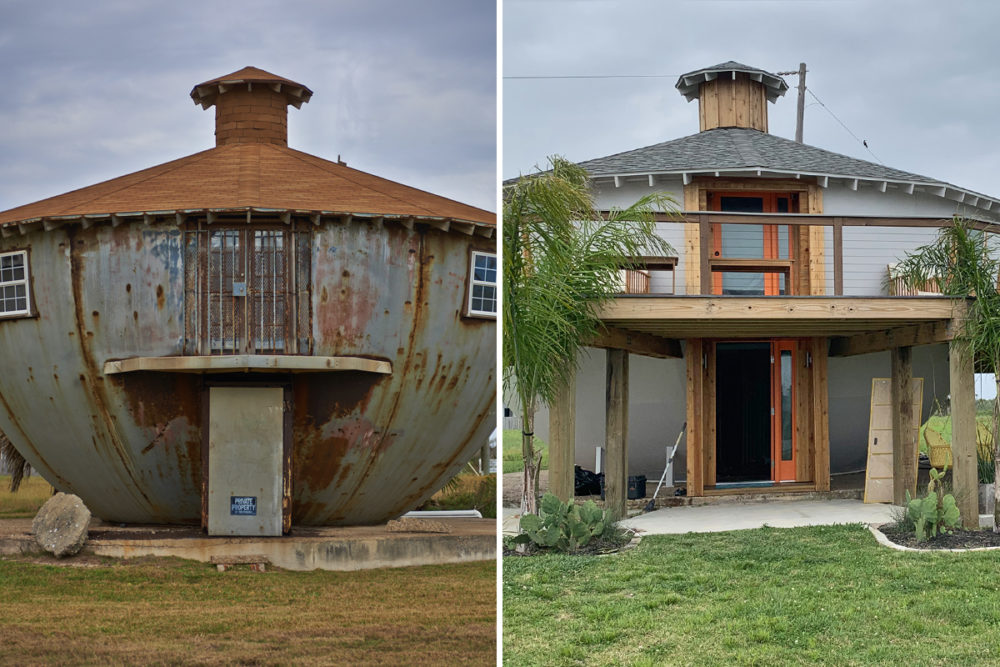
[594,295,962,358]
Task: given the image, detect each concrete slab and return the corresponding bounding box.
[0,518,496,571]
[620,499,898,535]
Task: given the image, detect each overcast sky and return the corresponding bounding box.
[503,0,1000,200]
[0,0,496,213]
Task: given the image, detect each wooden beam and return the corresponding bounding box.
[548,367,576,503]
[699,216,712,295]
[829,320,955,357]
[589,325,682,359]
[606,211,1000,232]
[704,342,716,488]
[833,218,843,296]
[891,346,918,504]
[708,258,792,270]
[605,349,629,522]
[685,340,705,497]
[598,297,958,322]
[811,338,830,491]
[809,225,826,295]
[950,340,978,528]
[683,185,700,295]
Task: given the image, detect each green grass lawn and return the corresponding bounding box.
[503,429,549,474]
[504,524,1000,666]
[919,414,994,455]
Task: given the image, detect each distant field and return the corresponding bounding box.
[502,429,548,474]
[423,472,497,518]
[0,475,52,518]
[0,556,495,665]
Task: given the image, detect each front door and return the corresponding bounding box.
[715,339,797,484]
[771,340,797,482]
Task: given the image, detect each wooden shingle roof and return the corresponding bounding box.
[0,143,494,227]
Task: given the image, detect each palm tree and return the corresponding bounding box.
[894,218,1000,530]
[503,156,677,515]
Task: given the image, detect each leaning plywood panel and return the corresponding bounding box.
[864,377,923,503]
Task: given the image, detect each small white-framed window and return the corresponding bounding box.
[0,250,31,318]
[467,251,497,318]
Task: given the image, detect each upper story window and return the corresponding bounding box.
[468,251,497,318]
[184,223,311,355]
[709,192,796,296]
[0,250,31,318]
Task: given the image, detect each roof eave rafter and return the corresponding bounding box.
[589,169,1000,211]
[0,208,495,240]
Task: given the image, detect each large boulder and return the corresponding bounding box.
[32,492,91,557]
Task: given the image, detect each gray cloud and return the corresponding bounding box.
[503,0,1000,198]
[0,0,496,212]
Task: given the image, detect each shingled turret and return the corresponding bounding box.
[190,66,313,147]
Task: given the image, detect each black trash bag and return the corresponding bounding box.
[574,466,602,496]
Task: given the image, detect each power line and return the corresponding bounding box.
[806,88,883,164]
[503,74,681,80]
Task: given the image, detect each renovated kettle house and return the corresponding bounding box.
[532,61,996,525]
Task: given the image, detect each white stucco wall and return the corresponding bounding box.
[528,343,950,484]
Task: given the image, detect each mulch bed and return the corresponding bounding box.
[880,523,1000,550]
[503,531,636,557]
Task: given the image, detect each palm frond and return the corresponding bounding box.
[0,430,30,493]
[503,155,680,511]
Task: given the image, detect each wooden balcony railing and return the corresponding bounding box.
[616,256,677,295]
[621,269,650,294]
[598,211,997,297]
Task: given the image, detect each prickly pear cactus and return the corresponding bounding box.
[516,493,611,552]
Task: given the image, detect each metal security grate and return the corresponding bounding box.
[208,230,244,353]
[184,222,310,355]
[250,230,287,353]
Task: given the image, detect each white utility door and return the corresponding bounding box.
[208,386,285,536]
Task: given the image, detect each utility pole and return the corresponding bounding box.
[777,62,807,143]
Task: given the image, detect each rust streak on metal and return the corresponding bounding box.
[338,230,429,516]
[68,229,155,510]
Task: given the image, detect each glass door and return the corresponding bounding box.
[771,340,797,482]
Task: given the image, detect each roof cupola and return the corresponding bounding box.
[190,66,313,147]
[675,61,787,133]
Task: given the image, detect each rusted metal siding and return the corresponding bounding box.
[0,217,495,526]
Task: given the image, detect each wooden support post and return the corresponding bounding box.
[811,338,830,491]
[891,346,917,504]
[605,350,629,521]
[686,340,705,496]
[699,215,712,295]
[950,340,978,528]
[549,367,576,502]
[480,442,490,475]
[833,218,843,296]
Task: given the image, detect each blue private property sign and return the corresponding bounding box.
[230,496,257,516]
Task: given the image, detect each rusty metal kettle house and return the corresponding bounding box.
[0,67,496,535]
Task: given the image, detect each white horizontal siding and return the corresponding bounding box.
[840,226,940,295]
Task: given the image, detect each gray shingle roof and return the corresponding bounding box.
[576,127,943,184]
[676,62,788,102]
